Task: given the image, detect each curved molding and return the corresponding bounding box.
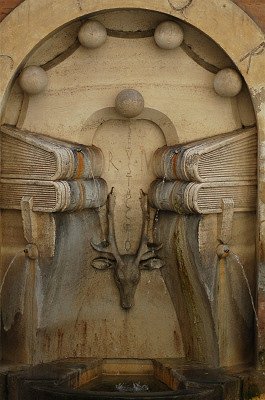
[83,107,178,145]
[0,0,264,122]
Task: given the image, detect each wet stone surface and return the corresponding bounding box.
[4,358,241,399]
[78,374,172,392]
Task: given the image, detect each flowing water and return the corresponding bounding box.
[206,254,218,304]
[230,251,259,329]
[0,250,25,295]
[0,249,44,331]
[35,260,44,328]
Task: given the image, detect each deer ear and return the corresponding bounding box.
[92,257,115,270]
[140,257,164,270]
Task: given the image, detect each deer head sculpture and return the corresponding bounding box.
[91,188,164,309]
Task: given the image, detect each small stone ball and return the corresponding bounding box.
[214,68,243,97]
[169,0,191,10]
[115,89,144,118]
[78,20,107,49]
[154,21,184,50]
[19,66,48,95]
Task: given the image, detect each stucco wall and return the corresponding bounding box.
[0,0,265,32]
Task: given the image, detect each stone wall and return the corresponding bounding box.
[0,0,265,32]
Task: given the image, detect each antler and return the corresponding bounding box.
[135,190,149,265]
[106,188,122,263]
[91,188,122,263]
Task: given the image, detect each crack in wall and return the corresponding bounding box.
[240,41,265,73]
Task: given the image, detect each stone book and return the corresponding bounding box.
[148,179,256,214]
[153,127,257,182]
[0,178,108,212]
[0,125,103,181]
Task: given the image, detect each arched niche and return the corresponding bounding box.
[0,0,264,369]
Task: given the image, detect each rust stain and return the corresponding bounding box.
[81,321,87,352]
[173,329,181,349]
[75,151,85,178]
[258,292,265,336]
[83,320,87,337]
[259,240,264,262]
[57,328,64,356]
[172,153,178,179]
[43,330,51,353]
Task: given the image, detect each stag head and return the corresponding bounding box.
[91,188,164,309]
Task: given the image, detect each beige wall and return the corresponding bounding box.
[1,0,265,32]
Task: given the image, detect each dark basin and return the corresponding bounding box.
[24,384,220,399]
[7,358,237,399]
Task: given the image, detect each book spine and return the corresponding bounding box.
[152,146,177,180]
[152,146,197,181]
[1,130,104,181]
[148,180,192,214]
[67,179,107,211]
[71,146,104,180]
[0,179,108,213]
[148,179,257,214]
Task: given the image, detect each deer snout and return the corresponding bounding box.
[118,280,138,310]
[120,290,135,310]
[121,301,133,310]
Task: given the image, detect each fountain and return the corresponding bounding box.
[0,2,265,399]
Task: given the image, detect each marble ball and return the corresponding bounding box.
[214,68,243,97]
[154,21,184,50]
[78,20,107,49]
[169,0,191,10]
[19,66,48,95]
[115,89,144,118]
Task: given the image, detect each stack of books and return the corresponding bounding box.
[0,125,107,212]
[149,127,257,214]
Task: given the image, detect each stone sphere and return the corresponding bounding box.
[19,66,48,95]
[78,20,107,49]
[214,68,242,97]
[154,21,184,50]
[115,89,144,118]
[169,0,191,10]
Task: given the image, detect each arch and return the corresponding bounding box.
[83,107,178,145]
[0,0,265,366]
[0,1,264,133]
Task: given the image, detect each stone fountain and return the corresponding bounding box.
[0,2,265,399]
